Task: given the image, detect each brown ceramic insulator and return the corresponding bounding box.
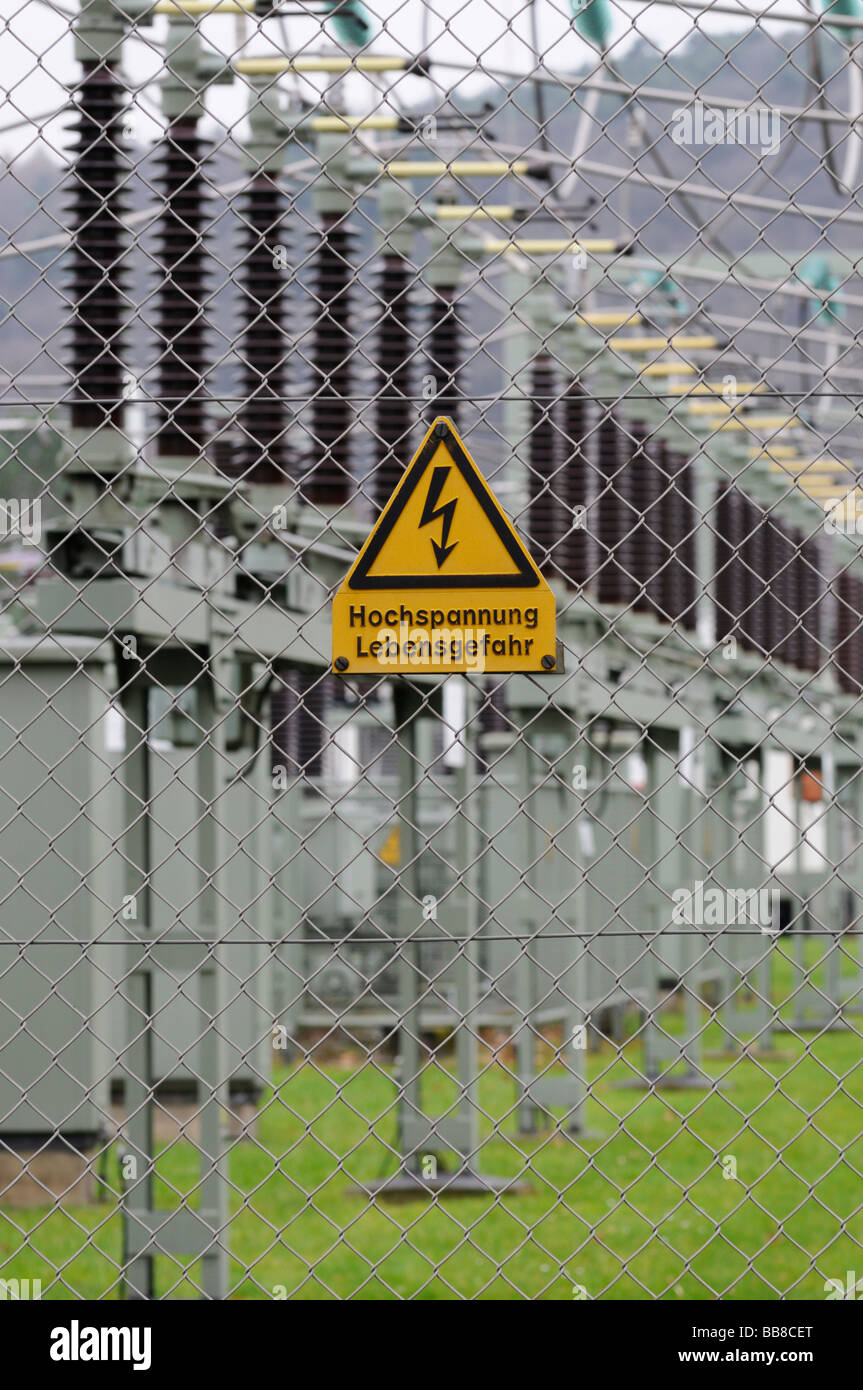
[754,504,773,656]
[771,521,796,662]
[305,215,355,504]
[714,484,737,642]
[627,419,663,616]
[740,497,766,654]
[652,441,673,619]
[236,176,292,482]
[210,432,243,481]
[527,357,562,576]
[656,448,692,624]
[675,452,697,630]
[372,256,415,511]
[270,671,300,776]
[66,62,129,430]
[784,531,805,670]
[800,534,824,673]
[295,672,330,778]
[728,489,748,637]
[426,285,464,425]
[759,517,779,657]
[558,378,592,589]
[761,517,789,660]
[152,120,211,456]
[834,569,862,692]
[595,409,633,606]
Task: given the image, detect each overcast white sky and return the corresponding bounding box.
[0,0,822,160]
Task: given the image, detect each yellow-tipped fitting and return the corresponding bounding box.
[384,160,529,177]
[482,237,621,254]
[311,115,400,131]
[639,362,697,377]
[719,415,799,430]
[237,56,409,75]
[690,398,779,415]
[610,334,719,352]
[752,416,800,429]
[804,480,854,494]
[663,383,764,397]
[433,205,516,220]
[783,462,840,474]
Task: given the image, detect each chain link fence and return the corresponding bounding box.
[0,0,862,1302]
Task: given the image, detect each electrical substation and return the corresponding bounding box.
[0,0,862,1302]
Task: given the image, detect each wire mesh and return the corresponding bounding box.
[0,0,862,1303]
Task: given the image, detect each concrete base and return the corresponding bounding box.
[0,1144,95,1208]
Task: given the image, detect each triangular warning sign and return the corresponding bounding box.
[332,418,557,676]
[347,418,540,590]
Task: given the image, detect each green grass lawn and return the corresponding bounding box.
[2,940,862,1299]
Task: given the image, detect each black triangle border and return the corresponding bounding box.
[349,419,540,590]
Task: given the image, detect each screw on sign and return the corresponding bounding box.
[332,417,558,675]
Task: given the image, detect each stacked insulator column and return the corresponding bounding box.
[306,215,355,504]
[799,533,824,673]
[296,674,330,778]
[627,420,664,617]
[271,670,301,777]
[740,496,768,654]
[595,410,633,606]
[426,285,464,424]
[558,379,592,589]
[785,531,806,670]
[714,485,741,643]
[727,492,748,638]
[761,517,778,656]
[272,672,330,778]
[770,520,795,662]
[835,570,863,693]
[372,256,415,511]
[527,358,562,576]
[66,61,129,430]
[656,447,694,625]
[153,120,211,456]
[674,452,697,630]
[211,431,243,481]
[237,176,292,482]
[720,510,823,673]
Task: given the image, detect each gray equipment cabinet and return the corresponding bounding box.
[0,636,119,1203]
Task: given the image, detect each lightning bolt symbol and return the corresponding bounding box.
[419,465,458,568]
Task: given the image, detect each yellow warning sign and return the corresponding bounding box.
[332,417,557,675]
